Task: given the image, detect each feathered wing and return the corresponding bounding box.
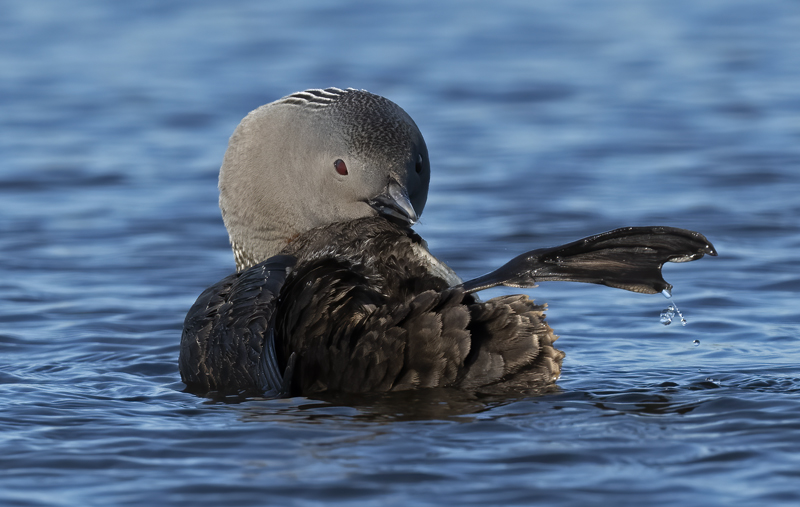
[274,257,562,395]
[179,255,297,395]
[459,295,563,391]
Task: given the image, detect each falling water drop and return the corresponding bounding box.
[659,289,687,326]
[693,339,700,347]
[660,305,674,325]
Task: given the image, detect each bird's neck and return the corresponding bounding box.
[228,225,298,272]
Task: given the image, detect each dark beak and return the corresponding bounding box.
[368,179,419,225]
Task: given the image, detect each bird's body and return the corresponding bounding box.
[179,88,716,397]
[181,217,561,395]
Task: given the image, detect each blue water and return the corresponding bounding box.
[2,1,800,505]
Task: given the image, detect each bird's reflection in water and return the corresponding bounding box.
[206,385,560,424]
[200,373,738,425]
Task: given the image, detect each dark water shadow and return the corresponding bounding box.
[187,378,737,425]
[193,385,564,423]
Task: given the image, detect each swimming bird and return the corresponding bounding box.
[179,87,716,397]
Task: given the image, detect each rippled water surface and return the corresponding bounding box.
[2,1,800,505]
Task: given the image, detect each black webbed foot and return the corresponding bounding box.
[459,226,717,295]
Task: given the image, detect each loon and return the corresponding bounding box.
[179,88,716,397]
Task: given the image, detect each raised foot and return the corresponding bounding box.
[459,226,717,294]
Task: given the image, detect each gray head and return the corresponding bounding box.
[219,88,431,271]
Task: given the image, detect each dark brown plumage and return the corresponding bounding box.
[180,217,562,396]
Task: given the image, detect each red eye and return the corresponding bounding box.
[334,159,348,176]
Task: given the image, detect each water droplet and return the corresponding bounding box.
[658,291,687,326]
[693,339,700,347]
[660,307,674,325]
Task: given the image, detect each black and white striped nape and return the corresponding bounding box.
[276,87,355,108]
